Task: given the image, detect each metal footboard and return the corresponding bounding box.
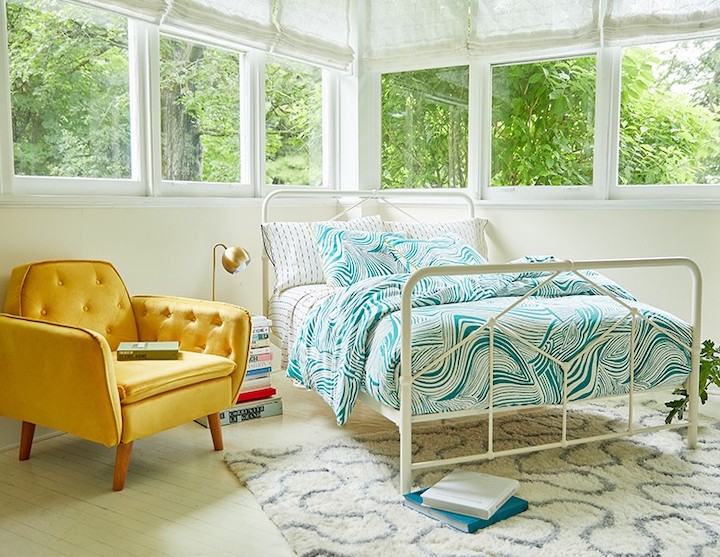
[398,257,702,494]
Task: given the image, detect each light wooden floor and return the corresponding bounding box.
[1,375,718,557]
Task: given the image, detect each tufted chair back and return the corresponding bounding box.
[4,260,139,350]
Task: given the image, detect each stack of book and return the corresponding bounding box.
[238,315,276,403]
[194,315,283,428]
[403,470,528,533]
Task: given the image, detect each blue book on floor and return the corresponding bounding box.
[403,488,528,533]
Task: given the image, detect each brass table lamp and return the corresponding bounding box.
[212,243,251,300]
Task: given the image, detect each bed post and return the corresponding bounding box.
[399,270,420,495]
[687,259,703,448]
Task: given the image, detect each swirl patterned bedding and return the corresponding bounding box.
[287,267,692,426]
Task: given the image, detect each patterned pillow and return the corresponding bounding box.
[314,225,407,287]
[385,233,487,271]
[261,216,383,293]
[384,218,489,259]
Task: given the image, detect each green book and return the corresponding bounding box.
[403,489,528,533]
[117,341,179,361]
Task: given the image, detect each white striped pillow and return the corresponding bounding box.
[262,216,383,293]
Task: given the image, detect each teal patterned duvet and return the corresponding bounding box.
[287,265,692,426]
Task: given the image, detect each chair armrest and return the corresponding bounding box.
[131,296,252,398]
[0,313,122,447]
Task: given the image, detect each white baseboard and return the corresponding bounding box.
[0,430,64,453]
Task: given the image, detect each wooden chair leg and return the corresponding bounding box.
[113,441,134,491]
[19,421,36,461]
[207,412,224,451]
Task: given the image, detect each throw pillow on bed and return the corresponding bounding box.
[314,225,407,287]
[385,233,487,271]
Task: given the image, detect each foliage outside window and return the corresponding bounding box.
[491,57,596,187]
[265,55,323,186]
[160,36,241,183]
[381,66,469,189]
[7,0,130,179]
[619,38,720,186]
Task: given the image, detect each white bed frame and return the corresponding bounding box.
[261,189,702,494]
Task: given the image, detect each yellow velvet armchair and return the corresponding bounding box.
[0,260,252,491]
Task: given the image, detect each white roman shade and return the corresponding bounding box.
[161,0,277,53]
[364,0,469,68]
[469,0,599,56]
[364,0,720,68]
[77,0,169,22]
[73,0,354,71]
[274,0,354,69]
[604,0,720,46]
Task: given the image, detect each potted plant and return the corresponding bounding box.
[665,339,720,423]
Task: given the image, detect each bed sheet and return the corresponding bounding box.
[287,267,692,426]
[269,284,339,367]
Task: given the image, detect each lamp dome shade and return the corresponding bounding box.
[221,246,251,274]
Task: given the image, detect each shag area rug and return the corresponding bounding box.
[225,399,720,557]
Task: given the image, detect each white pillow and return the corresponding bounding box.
[383,218,489,260]
[261,215,383,293]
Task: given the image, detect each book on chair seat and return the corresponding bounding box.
[420,470,520,520]
[117,341,179,361]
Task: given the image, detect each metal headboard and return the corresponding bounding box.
[260,188,476,316]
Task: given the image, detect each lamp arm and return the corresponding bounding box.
[212,243,227,301]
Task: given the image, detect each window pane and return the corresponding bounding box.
[381,66,468,189]
[265,56,323,186]
[491,57,596,186]
[619,38,720,185]
[160,37,241,183]
[7,0,130,178]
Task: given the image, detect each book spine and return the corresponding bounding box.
[194,398,283,427]
[223,398,282,424]
[245,367,271,377]
[252,316,271,328]
[239,376,272,391]
[117,350,178,360]
[247,358,273,370]
[248,352,272,364]
[236,386,276,403]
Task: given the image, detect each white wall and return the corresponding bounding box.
[0,201,717,449]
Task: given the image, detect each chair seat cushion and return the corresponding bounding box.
[114,350,236,404]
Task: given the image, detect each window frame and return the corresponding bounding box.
[0,0,338,201]
[478,49,605,202]
[3,0,145,196]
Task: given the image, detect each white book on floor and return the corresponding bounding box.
[420,470,519,520]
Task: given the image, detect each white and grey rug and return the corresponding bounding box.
[225,399,720,557]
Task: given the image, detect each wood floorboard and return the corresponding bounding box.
[1,373,715,557]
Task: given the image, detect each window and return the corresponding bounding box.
[160,35,242,183]
[7,0,130,179]
[381,66,469,189]
[265,55,323,186]
[619,38,720,186]
[491,56,596,187]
